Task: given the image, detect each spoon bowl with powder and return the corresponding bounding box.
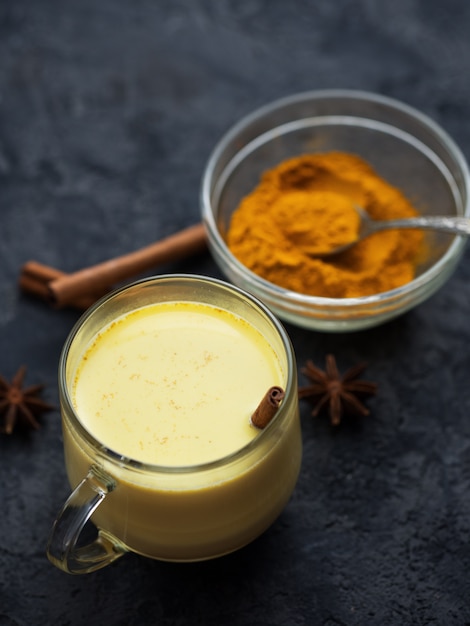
[315,206,470,257]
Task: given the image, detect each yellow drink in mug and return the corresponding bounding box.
[47,275,302,573]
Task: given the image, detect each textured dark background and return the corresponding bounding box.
[1,1,470,624]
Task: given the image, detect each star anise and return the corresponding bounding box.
[298,354,377,426]
[0,366,54,434]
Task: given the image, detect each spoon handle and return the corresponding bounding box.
[371,216,470,236]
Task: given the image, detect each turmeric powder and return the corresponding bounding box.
[227,152,424,298]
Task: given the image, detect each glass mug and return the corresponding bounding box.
[47,275,302,574]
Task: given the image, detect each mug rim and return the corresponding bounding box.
[58,273,297,475]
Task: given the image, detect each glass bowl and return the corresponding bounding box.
[201,90,470,331]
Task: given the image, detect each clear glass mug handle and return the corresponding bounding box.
[46,465,125,574]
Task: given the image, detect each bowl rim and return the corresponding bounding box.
[201,88,470,310]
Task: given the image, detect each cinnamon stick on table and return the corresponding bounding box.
[46,222,207,308]
[20,261,107,310]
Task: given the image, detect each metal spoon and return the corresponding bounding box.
[319,206,470,257]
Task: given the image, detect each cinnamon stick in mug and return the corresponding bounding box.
[251,386,286,429]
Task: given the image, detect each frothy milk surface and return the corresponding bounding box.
[72,302,284,466]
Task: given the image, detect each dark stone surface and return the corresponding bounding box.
[1,1,470,624]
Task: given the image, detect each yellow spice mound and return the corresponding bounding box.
[227,152,424,298]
